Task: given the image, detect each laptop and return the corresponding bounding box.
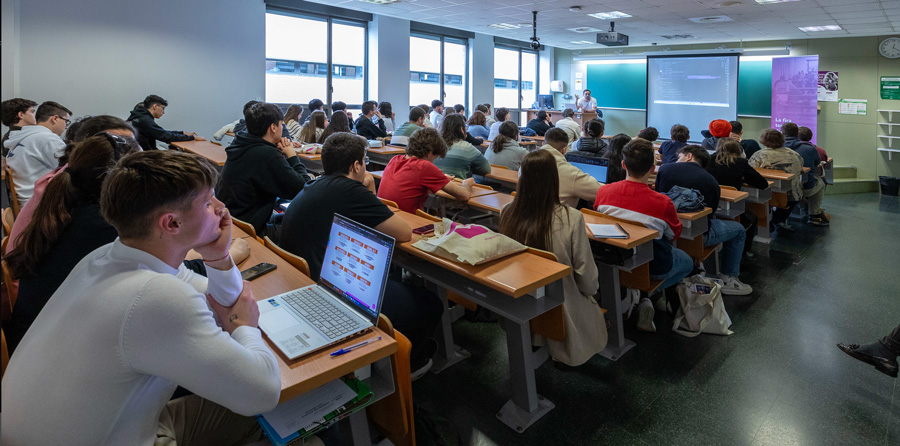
[257,214,395,360]
[564,102,577,111]
[567,155,609,184]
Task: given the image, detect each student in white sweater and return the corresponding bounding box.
[3,101,72,205]
[535,128,602,208]
[1,150,281,446]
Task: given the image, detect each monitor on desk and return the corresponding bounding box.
[537,95,554,110]
[567,155,609,184]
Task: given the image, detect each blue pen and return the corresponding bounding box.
[330,336,382,357]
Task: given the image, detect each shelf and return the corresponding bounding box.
[878,110,900,112]
[878,122,900,125]
[878,110,900,120]
[878,147,900,160]
[877,135,900,139]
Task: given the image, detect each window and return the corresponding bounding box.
[493,46,539,121]
[409,34,468,111]
[266,12,366,109]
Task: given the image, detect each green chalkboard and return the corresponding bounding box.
[586,63,647,110]
[585,59,773,116]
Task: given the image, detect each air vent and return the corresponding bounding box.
[568,27,603,33]
[488,23,520,30]
[688,15,734,23]
[661,35,697,39]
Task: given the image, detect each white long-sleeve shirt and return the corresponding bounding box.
[1,239,281,446]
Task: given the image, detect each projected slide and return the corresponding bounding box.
[647,55,739,143]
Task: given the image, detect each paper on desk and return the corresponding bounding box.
[260,380,358,438]
[587,224,627,239]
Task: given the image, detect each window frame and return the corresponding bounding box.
[493,44,539,116]
[265,9,369,112]
[409,32,470,112]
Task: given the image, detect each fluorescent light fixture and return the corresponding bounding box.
[488,23,520,30]
[357,0,405,4]
[661,35,697,39]
[569,40,595,45]
[689,15,734,23]
[798,25,842,32]
[568,27,603,33]
[754,0,800,4]
[588,11,632,20]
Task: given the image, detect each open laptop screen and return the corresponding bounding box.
[567,155,609,184]
[319,214,394,323]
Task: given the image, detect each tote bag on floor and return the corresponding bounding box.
[672,275,734,337]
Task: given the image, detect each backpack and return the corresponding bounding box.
[664,186,705,212]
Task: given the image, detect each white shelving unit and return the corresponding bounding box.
[878,110,900,160]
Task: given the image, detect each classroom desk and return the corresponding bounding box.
[171,140,227,166]
[233,227,398,445]
[525,109,598,127]
[465,192,514,214]
[388,208,571,432]
[367,146,406,166]
[479,168,519,191]
[717,188,749,219]
[521,135,544,143]
[580,211,659,360]
[225,130,235,137]
[295,152,323,174]
[824,157,834,184]
[677,207,712,239]
[743,181,773,242]
[754,168,797,194]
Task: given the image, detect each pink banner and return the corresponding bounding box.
[772,56,819,144]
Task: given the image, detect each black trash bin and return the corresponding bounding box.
[880,176,900,196]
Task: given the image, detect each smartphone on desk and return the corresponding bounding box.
[412,224,435,235]
[240,262,277,281]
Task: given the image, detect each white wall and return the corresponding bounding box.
[5,0,265,138]
[368,15,411,114]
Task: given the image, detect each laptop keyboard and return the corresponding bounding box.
[282,288,362,339]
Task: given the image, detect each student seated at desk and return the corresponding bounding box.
[567,118,607,160]
[730,120,762,159]
[391,106,426,146]
[488,107,510,141]
[379,127,475,214]
[429,100,445,131]
[127,95,203,151]
[701,119,732,153]
[320,108,352,143]
[419,104,433,128]
[603,133,630,184]
[659,124,689,164]
[539,128,601,208]
[434,114,492,179]
[298,110,326,144]
[466,111,491,140]
[283,104,304,140]
[478,103,496,127]
[499,149,606,366]
[4,100,72,206]
[637,126,659,143]
[707,137,769,256]
[526,110,553,136]
[2,150,281,445]
[748,128,804,233]
[594,138,693,332]
[1,97,37,154]
[379,101,396,133]
[554,108,582,148]
[215,100,292,142]
[355,100,388,141]
[217,102,309,238]
[656,145,754,295]
[782,123,829,226]
[331,100,353,131]
[280,133,442,377]
[485,121,528,170]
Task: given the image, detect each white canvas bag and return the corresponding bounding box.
[672,275,734,337]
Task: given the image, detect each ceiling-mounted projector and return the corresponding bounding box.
[596,21,628,46]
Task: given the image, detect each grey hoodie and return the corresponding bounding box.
[4,125,66,204]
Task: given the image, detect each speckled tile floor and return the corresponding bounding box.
[400,192,900,446]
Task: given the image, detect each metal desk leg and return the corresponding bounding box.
[496,317,554,432]
[431,288,471,373]
[347,410,371,446]
[597,265,635,361]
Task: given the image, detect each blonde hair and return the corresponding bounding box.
[714,137,742,166]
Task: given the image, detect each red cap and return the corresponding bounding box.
[709,119,732,138]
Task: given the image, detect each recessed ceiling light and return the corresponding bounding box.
[716,1,743,6]
[661,35,697,39]
[799,25,842,32]
[568,26,603,33]
[588,11,632,20]
[488,23,520,30]
[688,15,734,23]
[357,0,408,4]
[569,6,583,12]
[755,0,800,4]
[569,40,594,45]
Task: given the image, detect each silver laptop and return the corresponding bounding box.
[257,214,395,360]
[564,102,577,111]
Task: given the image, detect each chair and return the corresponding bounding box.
[5,165,21,218]
[2,236,17,316]
[490,164,509,170]
[2,328,8,379]
[415,209,440,222]
[581,209,664,295]
[231,217,261,243]
[368,314,415,446]
[379,198,399,209]
[2,207,14,235]
[721,185,738,191]
[526,248,567,341]
[263,236,311,277]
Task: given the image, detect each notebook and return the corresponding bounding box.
[567,155,609,184]
[257,214,395,360]
[587,223,629,239]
